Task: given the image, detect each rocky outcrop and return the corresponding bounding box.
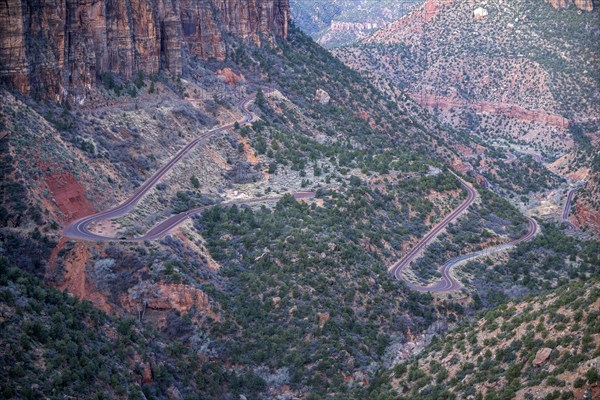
[124,282,215,315]
[315,88,330,104]
[365,0,454,41]
[545,0,593,11]
[572,174,600,235]
[317,311,330,328]
[216,67,245,84]
[121,282,218,328]
[473,7,488,20]
[532,347,552,366]
[0,0,290,101]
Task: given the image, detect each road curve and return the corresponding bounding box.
[64,90,276,242]
[140,192,315,241]
[504,152,517,164]
[401,217,538,292]
[390,173,539,292]
[389,173,478,290]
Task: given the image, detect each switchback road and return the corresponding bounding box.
[389,173,478,291]
[390,173,538,292]
[142,192,315,241]
[64,90,307,242]
[400,217,538,292]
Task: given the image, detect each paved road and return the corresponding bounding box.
[504,152,517,163]
[389,173,478,291]
[140,192,315,241]
[517,151,543,164]
[64,90,289,242]
[403,217,538,292]
[390,173,539,293]
[562,188,578,231]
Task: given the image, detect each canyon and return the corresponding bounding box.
[0,0,598,397]
[335,0,599,233]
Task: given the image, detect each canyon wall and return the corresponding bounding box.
[0,0,289,101]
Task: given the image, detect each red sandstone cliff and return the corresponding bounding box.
[0,0,289,101]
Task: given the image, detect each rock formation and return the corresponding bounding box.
[532,347,553,366]
[123,282,218,328]
[409,93,570,128]
[0,0,290,102]
[545,0,594,11]
[473,7,488,20]
[315,88,331,104]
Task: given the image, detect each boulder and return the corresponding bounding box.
[315,88,331,105]
[533,347,552,366]
[473,7,488,20]
[317,312,330,328]
[272,296,281,307]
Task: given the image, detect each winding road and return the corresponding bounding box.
[65,87,541,289]
[64,90,313,242]
[390,174,539,292]
[140,192,315,241]
[389,173,478,291]
[504,152,517,164]
[402,217,537,292]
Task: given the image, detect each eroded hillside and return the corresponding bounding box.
[0,0,598,398]
[369,279,600,400]
[335,0,600,235]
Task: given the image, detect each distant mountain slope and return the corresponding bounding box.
[335,0,600,234]
[335,0,599,153]
[290,0,421,48]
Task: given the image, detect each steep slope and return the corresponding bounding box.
[1,1,598,398]
[336,0,598,151]
[0,14,478,396]
[0,257,275,399]
[367,279,600,400]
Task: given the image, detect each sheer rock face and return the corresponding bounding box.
[0,0,289,101]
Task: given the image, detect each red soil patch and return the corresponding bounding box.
[238,134,260,164]
[451,158,470,174]
[45,171,95,224]
[54,240,113,313]
[216,68,245,85]
[48,239,113,314]
[455,144,486,158]
[47,237,67,278]
[573,203,600,233]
